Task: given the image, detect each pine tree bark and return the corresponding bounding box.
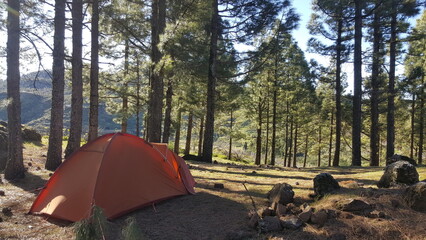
[287,119,293,167]
[318,124,322,167]
[198,116,204,156]
[352,0,362,166]
[410,94,416,159]
[184,112,193,155]
[162,78,173,143]
[4,0,25,179]
[370,4,381,166]
[135,56,141,137]
[88,0,99,142]
[202,0,219,162]
[121,40,130,133]
[292,123,298,168]
[255,99,263,165]
[271,88,277,166]
[148,0,166,142]
[386,2,397,160]
[284,100,289,167]
[333,18,343,167]
[228,110,233,160]
[46,0,66,171]
[418,74,425,165]
[264,97,270,165]
[174,109,182,154]
[303,133,308,168]
[64,0,83,158]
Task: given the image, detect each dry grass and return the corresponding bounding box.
[0,142,425,240]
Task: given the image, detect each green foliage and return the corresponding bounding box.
[122,217,146,240]
[74,206,108,240]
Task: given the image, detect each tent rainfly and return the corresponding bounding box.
[29,133,196,222]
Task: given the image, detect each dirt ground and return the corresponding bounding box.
[1,142,426,240]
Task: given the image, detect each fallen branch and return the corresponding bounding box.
[242,181,258,213]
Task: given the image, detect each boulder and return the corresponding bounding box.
[275,203,287,217]
[310,210,328,227]
[258,207,274,217]
[182,154,203,162]
[335,199,372,215]
[279,215,304,230]
[248,213,259,229]
[298,207,313,223]
[267,183,294,205]
[22,126,42,142]
[377,161,419,188]
[387,154,417,166]
[313,173,340,197]
[404,181,426,212]
[258,216,282,233]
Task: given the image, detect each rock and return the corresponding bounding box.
[336,199,372,214]
[275,203,287,217]
[258,216,282,233]
[286,203,301,214]
[341,212,354,219]
[298,208,313,223]
[248,213,259,229]
[214,183,224,189]
[267,183,294,205]
[2,207,12,217]
[404,181,426,212]
[387,154,417,166]
[325,209,338,219]
[213,160,218,164]
[310,210,328,227]
[313,173,340,197]
[22,127,42,142]
[329,233,347,240]
[258,207,274,217]
[27,162,32,167]
[279,215,304,230]
[0,190,4,196]
[367,210,386,218]
[377,161,419,188]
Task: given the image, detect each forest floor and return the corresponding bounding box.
[0,141,426,240]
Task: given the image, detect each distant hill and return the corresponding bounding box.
[0,71,141,136]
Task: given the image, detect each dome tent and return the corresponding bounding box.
[30,133,195,222]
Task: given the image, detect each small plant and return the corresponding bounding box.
[74,205,107,240]
[122,217,146,240]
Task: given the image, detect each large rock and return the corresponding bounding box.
[280,215,304,230]
[335,199,372,215]
[377,161,419,188]
[387,154,417,166]
[258,216,282,233]
[404,182,426,212]
[22,126,42,142]
[267,183,294,205]
[313,173,340,197]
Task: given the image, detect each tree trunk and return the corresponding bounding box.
[386,3,397,160]
[121,40,130,133]
[46,0,66,171]
[333,18,343,167]
[318,124,322,167]
[4,0,24,179]
[64,0,83,158]
[419,74,425,165]
[174,109,182,154]
[148,0,166,142]
[162,78,173,143]
[284,100,289,167]
[88,0,99,142]
[255,99,263,165]
[135,56,141,137]
[287,119,293,167]
[264,98,269,165]
[328,109,334,167]
[228,110,233,160]
[292,122,298,168]
[370,5,381,166]
[202,0,219,162]
[303,133,308,168]
[184,112,193,155]
[271,88,277,166]
[198,116,204,156]
[352,0,362,166]
[410,93,416,159]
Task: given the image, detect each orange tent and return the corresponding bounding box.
[29,133,196,222]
